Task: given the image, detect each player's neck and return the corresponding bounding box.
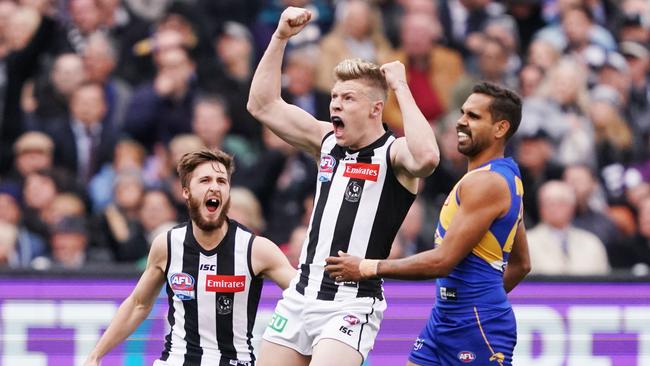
[192,220,229,251]
[348,122,385,151]
[467,146,504,171]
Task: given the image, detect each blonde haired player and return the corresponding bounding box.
[248,6,440,366]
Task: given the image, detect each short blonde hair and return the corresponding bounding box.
[334,59,388,101]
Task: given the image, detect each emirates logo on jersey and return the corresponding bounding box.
[205,275,246,293]
[343,163,379,181]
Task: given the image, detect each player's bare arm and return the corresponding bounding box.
[325,172,509,281]
[252,236,297,290]
[84,233,168,366]
[383,61,439,192]
[503,222,531,293]
[247,7,331,158]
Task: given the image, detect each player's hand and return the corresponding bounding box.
[325,251,363,282]
[275,7,312,40]
[380,61,408,91]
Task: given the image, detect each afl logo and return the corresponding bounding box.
[319,155,336,172]
[458,351,476,363]
[170,273,195,291]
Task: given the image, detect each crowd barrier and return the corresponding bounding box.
[0,268,648,366]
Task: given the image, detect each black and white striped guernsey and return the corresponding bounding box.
[160,219,263,366]
[296,131,416,301]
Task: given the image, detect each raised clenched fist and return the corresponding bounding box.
[275,7,312,39]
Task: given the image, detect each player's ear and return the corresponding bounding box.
[182,187,190,200]
[495,119,510,139]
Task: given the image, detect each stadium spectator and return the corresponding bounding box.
[94,170,147,263]
[88,139,147,212]
[5,131,55,187]
[563,164,622,261]
[316,0,393,91]
[32,53,86,124]
[191,94,258,170]
[241,127,316,245]
[382,12,464,132]
[37,215,107,270]
[281,46,331,122]
[123,46,197,151]
[0,183,47,268]
[44,82,119,185]
[528,180,610,275]
[82,32,132,129]
[515,129,565,227]
[228,186,266,235]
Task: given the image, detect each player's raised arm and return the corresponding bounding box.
[251,236,297,290]
[384,61,440,181]
[84,233,168,366]
[247,7,331,158]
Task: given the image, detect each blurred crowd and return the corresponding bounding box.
[0,0,649,276]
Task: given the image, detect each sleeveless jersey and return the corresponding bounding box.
[160,220,263,366]
[435,157,524,312]
[296,131,415,301]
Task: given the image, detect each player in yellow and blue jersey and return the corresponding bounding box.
[325,82,531,366]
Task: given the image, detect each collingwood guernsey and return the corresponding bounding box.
[160,219,263,366]
[296,130,415,301]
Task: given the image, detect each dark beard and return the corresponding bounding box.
[187,193,230,232]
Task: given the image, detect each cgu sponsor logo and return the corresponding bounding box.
[343,163,379,181]
[458,351,476,363]
[205,275,246,293]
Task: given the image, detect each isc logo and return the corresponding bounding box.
[339,325,353,336]
[458,351,476,363]
[199,264,216,271]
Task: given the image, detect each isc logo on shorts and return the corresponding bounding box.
[458,351,476,363]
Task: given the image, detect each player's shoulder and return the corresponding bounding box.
[459,170,510,201]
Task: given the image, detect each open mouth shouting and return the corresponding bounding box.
[205,197,220,213]
[332,116,345,137]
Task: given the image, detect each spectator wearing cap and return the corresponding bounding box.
[527,180,611,275]
[0,183,47,268]
[5,131,55,186]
